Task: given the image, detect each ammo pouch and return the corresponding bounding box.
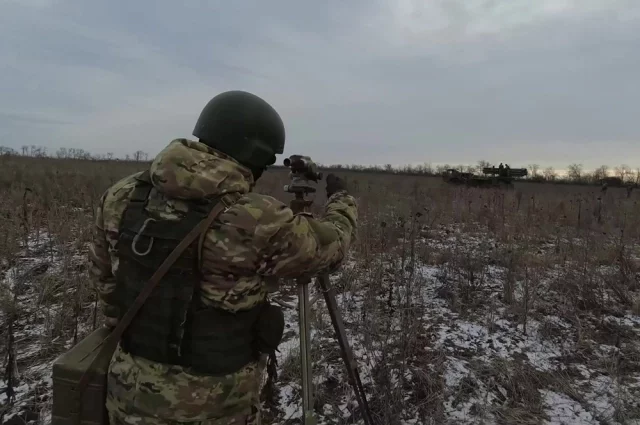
[52,327,112,425]
[254,301,285,354]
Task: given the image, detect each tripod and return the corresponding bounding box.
[283,163,375,425]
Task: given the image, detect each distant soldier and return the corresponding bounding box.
[627,185,633,198]
[89,90,357,425]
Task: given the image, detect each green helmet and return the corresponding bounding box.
[193,91,285,169]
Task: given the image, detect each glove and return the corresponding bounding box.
[326,173,347,197]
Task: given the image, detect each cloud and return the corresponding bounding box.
[1,0,639,169]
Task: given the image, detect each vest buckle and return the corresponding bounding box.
[221,193,238,212]
[132,218,155,256]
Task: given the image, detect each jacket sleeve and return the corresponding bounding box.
[88,193,120,327]
[255,190,357,278]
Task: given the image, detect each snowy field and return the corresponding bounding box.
[1,162,639,424]
[262,224,640,424]
[4,221,638,424]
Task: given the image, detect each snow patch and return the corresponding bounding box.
[542,390,599,425]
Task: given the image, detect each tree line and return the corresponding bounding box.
[0,145,150,162]
[1,145,638,186]
[523,163,639,186]
[318,161,640,186]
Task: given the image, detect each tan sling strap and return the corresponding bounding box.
[75,192,239,398]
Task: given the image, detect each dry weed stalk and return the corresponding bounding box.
[0,156,639,423]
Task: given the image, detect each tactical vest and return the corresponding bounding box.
[114,171,265,376]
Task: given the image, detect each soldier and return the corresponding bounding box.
[88,90,357,425]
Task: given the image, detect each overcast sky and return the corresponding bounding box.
[1,0,639,169]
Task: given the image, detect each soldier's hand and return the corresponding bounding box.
[326,174,347,197]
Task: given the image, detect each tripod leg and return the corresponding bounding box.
[298,282,316,424]
[317,274,375,425]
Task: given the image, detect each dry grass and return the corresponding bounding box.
[1,155,639,424]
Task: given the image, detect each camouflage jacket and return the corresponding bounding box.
[88,138,357,421]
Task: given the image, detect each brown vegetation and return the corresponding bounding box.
[0,154,639,424]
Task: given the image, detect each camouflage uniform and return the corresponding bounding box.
[88,139,357,425]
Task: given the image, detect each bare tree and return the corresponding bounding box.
[21,145,28,156]
[465,165,478,174]
[133,150,148,162]
[543,166,557,181]
[567,163,584,182]
[477,160,491,170]
[593,165,609,182]
[106,152,114,160]
[29,145,47,157]
[63,148,91,160]
[614,164,631,182]
[527,164,540,178]
[583,171,598,184]
[0,146,17,156]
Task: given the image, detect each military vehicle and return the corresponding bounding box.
[441,169,475,185]
[442,166,528,188]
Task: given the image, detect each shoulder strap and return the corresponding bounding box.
[197,192,242,268]
[130,170,153,202]
[76,192,239,403]
[135,169,152,184]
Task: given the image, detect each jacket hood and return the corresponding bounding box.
[150,139,254,200]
